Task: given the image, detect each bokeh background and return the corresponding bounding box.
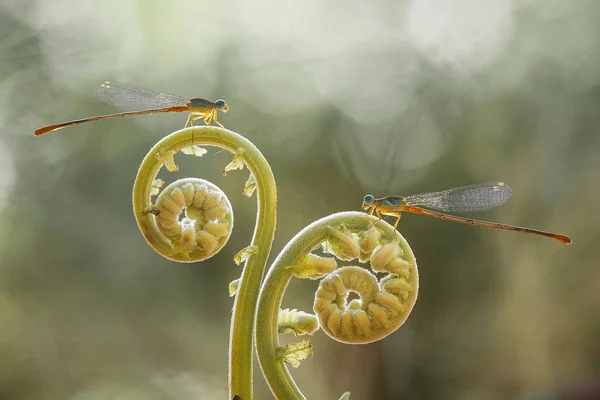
[1,0,599,399]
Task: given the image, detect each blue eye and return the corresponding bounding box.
[363,194,375,205]
[215,99,226,109]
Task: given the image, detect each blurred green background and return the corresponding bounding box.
[1,0,599,399]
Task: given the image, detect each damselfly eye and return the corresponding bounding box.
[215,99,227,109]
[363,194,375,205]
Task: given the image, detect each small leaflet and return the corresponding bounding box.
[228,279,240,297]
[151,179,165,196]
[243,174,257,197]
[181,145,208,157]
[338,392,351,400]
[286,254,337,280]
[234,245,258,266]
[223,148,245,176]
[323,225,360,261]
[156,149,179,172]
[141,205,161,216]
[276,338,313,368]
[277,308,318,336]
[278,308,302,335]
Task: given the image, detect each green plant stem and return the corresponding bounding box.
[132,126,277,400]
[255,212,402,399]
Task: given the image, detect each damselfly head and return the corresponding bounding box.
[215,99,229,112]
[362,194,375,209]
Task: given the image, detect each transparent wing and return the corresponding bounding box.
[403,182,513,213]
[94,81,188,111]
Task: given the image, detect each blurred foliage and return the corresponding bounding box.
[0,0,599,399]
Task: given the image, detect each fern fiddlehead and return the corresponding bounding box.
[132,125,277,400]
[255,212,418,399]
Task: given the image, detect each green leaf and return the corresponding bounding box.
[181,145,208,157]
[276,339,313,368]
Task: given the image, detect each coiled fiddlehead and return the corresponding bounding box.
[132,126,276,400]
[255,212,418,399]
[151,178,234,261]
